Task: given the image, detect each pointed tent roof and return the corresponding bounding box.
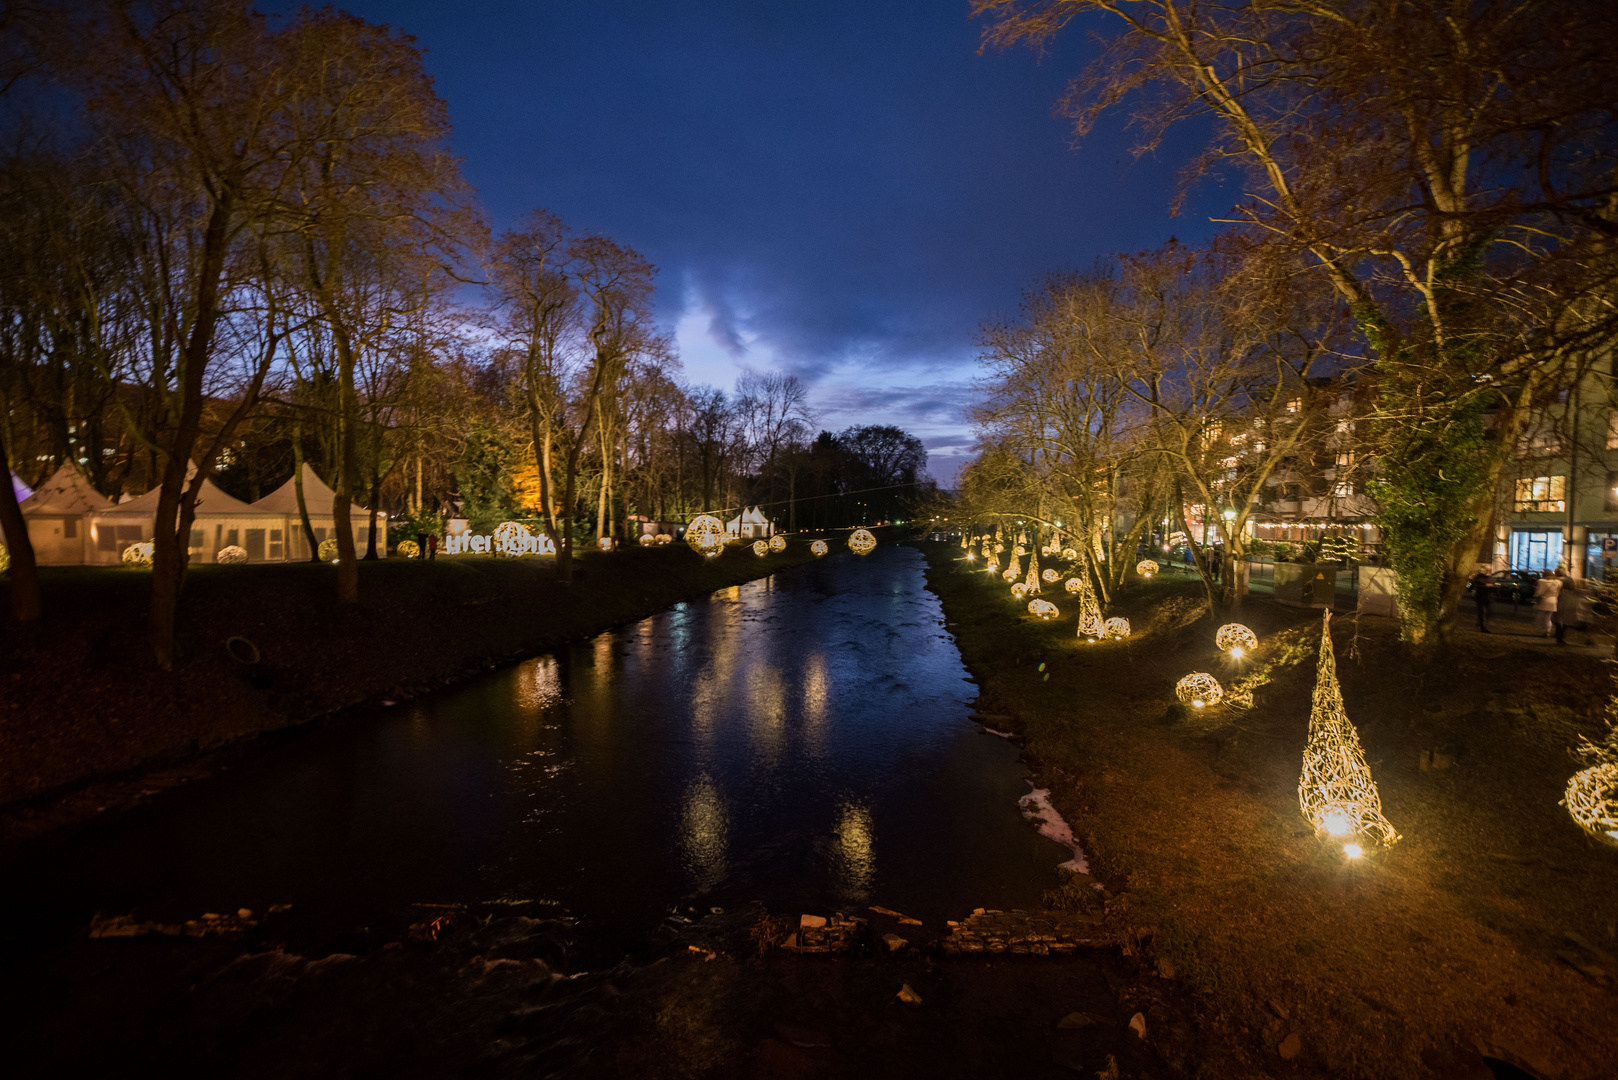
[10,470,32,504]
[18,463,112,516]
[249,462,379,519]
[96,476,261,517]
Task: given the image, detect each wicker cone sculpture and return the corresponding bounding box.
[1003,555,1021,583]
[1073,569,1104,639]
[1299,611,1400,848]
[1023,549,1042,595]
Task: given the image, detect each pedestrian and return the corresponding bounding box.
[1469,568,1493,632]
[426,531,438,560]
[1532,570,1562,637]
[1555,572,1580,646]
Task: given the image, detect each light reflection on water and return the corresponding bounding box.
[2,546,1070,938]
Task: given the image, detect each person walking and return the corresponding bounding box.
[1555,572,1580,645]
[426,531,438,561]
[1532,570,1562,637]
[1470,569,1493,632]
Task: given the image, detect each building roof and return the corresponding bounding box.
[10,470,31,504]
[19,464,112,516]
[249,463,379,519]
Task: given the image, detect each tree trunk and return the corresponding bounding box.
[364,468,381,560]
[0,434,41,631]
[292,429,320,562]
[331,327,359,603]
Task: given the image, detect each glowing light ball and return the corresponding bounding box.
[1175,673,1223,708]
[1299,611,1400,846]
[397,539,421,559]
[810,539,828,556]
[994,543,1004,554]
[1104,617,1131,638]
[218,544,250,565]
[1014,545,1026,556]
[769,534,786,552]
[1137,560,1160,578]
[120,541,154,567]
[1563,763,1618,846]
[1028,599,1059,620]
[752,540,769,556]
[848,528,877,556]
[1064,577,1083,595]
[596,536,614,551]
[316,538,340,563]
[1216,623,1258,657]
[685,514,727,556]
[1042,568,1059,583]
[494,521,532,549]
[656,532,673,544]
[1011,583,1028,600]
[1062,548,1077,561]
[638,534,655,546]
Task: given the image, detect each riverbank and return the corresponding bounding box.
[917,541,1618,1079]
[0,541,822,818]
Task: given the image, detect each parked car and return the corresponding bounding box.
[1476,570,1540,605]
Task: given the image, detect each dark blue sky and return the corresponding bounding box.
[321,1,1225,476]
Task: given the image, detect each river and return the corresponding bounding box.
[3,545,1070,948]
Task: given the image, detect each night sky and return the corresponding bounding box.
[310,1,1227,478]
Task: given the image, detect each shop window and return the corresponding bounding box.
[1510,530,1564,572]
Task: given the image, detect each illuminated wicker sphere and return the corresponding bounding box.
[1042,568,1060,583]
[638,534,655,546]
[1104,617,1131,638]
[752,539,769,556]
[494,521,531,548]
[1137,560,1160,578]
[1028,599,1059,620]
[1010,583,1028,600]
[810,539,828,556]
[397,539,421,559]
[596,536,614,551]
[218,544,250,566]
[848,528,877,556]
[994,543,1004,554]
[685,514,727,556]
[1564,764,1618,846]
[121,541,155,567]
[1064,577,1083,595]
[1299,611,1400,847]
[655,532,673,545]
[1175,672,1223,708]
[0,542,8,573]
[1062,548,1077,561]
[769,534,787,552]
[317,538,340,563]
[1216,623,1258,656]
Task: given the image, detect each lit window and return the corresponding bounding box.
[1514,475,1566,513]
[1286,398,1302,414]
[1335,419,1353,435]
[1607,412,1618,450]
[1335,452,1355,470]
[1334,481,1354,497]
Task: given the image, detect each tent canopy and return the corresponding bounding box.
[96,476,260,517]
[249,463,376,520]
[19,463,112,515]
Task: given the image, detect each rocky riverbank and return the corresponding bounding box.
[0,542,822,824]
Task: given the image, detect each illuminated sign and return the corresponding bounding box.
[443,532,556,556]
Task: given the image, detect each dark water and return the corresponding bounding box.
[3,546,1067,942]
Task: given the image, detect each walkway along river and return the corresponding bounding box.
[2,545,1073,952]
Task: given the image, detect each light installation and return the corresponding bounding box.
[810,539,828,556]
[685,514,727,556]
[769,534,787,552]
[397,539,421,558]
[1062,548,1078,561]
[752,540,769,556]
[1028,599,1059,620]
[1564,764,1618,846]
[1104,617,1131,637]
[1011,583,1028,600]
[1042,568,1060,583]
[1298,612,1400,849]
[218,544,250,565]
[1064,577,1082,594]
[317,538,340,563]
[494,521,531,549]
[121,541,154,567]
[1072,567,1104,638]
[638,534,655,546]
[1137,560,1160,578]
[848,528,877,556]
[1023,549,1042,594]
[596,536,614,551]
[1175,673,1223,708]
[1215,623,1258,657]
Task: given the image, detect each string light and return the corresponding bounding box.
[1028,599,1059,619]
[848,528,877,556]
[686,514,727,556]
[1175,673,1223,708]
[1298,611,1400,847]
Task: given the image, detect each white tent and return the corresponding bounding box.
[18,464,112,565]
[10,469,31,504]
[725,506,774,539]
[89,476,288,564]
[248,463,387,561]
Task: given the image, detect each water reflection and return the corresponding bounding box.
[832,801,875,899]
[679,774,729,892]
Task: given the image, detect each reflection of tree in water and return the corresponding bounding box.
[833,801,876,900]
[679,775,729,892]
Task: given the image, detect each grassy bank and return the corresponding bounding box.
[0,541,822,809]
[917,541,1618,1080]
